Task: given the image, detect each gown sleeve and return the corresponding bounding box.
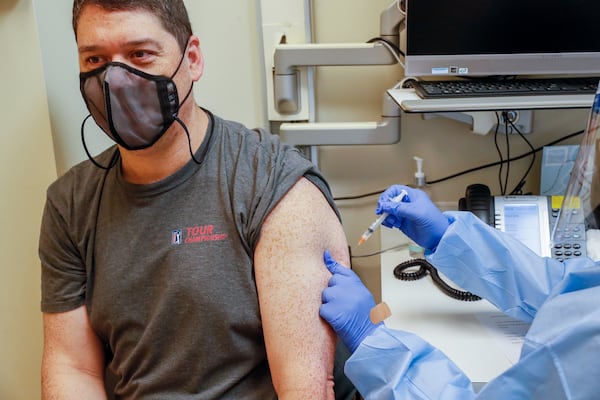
[428,211,597,323]
[345,211,600,400]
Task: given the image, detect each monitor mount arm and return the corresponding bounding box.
[278,93,401,146]
[271,1,404,147]
[380,0,405,49]
[274,2,404,114]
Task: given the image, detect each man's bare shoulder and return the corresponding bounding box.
[258,177,349,264]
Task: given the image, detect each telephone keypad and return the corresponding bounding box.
[549,202,586,262]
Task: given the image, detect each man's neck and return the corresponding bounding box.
[119,106,208,184]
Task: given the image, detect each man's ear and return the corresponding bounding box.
[186,35,204,82]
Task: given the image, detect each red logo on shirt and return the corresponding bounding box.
[175,224,228,244]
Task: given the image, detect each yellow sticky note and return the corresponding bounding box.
[552,195,581,209]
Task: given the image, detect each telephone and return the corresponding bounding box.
[459,184,587,261]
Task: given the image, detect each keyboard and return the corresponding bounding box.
[410,77,600,99]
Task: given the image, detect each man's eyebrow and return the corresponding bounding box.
[78,39,164,53]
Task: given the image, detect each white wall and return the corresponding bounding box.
[0,0,57,398]
[34,0,108,176]
[186,1,268,128]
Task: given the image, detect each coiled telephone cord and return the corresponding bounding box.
[393,258,482,302]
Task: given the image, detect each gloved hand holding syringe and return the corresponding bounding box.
[357,189,408,245]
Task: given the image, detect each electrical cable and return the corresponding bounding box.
[494,111,536,195]
[396,76,418,89]
[509,118,536,195]
[493,114,506,194]
[332,128,584,202]
[351,243,409,259]
[503,113,512,195]
[366,37,405,69]
[425,128,585,185]
[366,0,406,67]
[334,190,387,201]
[494,111,515,195]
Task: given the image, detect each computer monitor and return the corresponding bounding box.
[403,0,600,78]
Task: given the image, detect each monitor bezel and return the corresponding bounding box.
[403,0,600,78]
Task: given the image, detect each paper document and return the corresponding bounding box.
[474,312,530,365]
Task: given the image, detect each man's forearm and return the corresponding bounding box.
[277,382,335,400]
[42,361,107,400]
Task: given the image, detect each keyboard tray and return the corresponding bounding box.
[410,77,599,99]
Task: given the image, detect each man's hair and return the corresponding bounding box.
[72,0,192,51]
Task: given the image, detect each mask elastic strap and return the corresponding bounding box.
[174,108,214,166]
[175,116,201,165]
[179,83,194,108]
[169,38,191,80]
[171,37,194,110]
[171,40,197,160]
[81,114,120,170]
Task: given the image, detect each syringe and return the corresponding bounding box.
[357,190,408,245]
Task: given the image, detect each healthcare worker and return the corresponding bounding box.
[320,184,600,400]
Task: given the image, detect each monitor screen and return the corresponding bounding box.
[404,0,600,77]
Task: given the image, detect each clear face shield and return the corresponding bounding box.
[551,86,600,257]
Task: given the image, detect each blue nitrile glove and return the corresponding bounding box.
[319,251,381,353]
[376,184,450,251]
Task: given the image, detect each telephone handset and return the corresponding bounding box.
[458,184,494,226]
[459,184,587,261]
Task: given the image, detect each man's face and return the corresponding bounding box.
[76,5,186,78]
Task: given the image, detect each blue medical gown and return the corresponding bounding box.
[346,211,600,400]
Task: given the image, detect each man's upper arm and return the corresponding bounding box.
[254,177,349,400]
[42,306,107,400]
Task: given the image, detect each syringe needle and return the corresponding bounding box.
[357,190,407,246]
[357,214,387,245]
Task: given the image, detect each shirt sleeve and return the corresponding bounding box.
[236,128,336,251]
[39,196,87,313]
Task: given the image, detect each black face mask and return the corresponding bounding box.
[79,50,191,151]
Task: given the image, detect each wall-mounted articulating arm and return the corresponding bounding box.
[278,93,401,146]
[380,0,405,48]
[274,43,398,76]
[274,43,397,114]
[273,2,405,115]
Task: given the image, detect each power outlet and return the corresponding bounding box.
[495,110,534,134]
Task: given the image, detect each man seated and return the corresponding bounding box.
[39,1,353,399]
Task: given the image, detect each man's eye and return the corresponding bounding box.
[86,56,104,66]
[132,50,150,59]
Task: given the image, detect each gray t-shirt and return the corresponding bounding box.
[39,112,338,399]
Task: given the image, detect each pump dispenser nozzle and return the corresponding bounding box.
[413,156,425,187]
[410,156,427,258]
